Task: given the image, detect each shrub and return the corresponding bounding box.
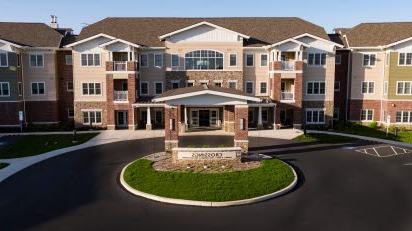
[368,121,378,129]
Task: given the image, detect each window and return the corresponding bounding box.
[214,81,222,87]
[396,81,412,95]
[246,54,254,67]
[154,82,163,95]
[0,82,10,96]
[82,83,101,95]
[361,109,373,121]
[67,81,73,92]
[363,54,376,66]
[260,82,267,94]
[154,53,163,67]
[384,81,388,95]
[171,54,179,67]
[185,50,223,70]
[260,54,268,67]
[30,53,44,67]
[306,81,326,95]
[308,53,326,66]
[229,81,237,89]
[68,108,74,118]
[396,111,412,123]
[140,81,149,95]
[0,52,8,67]
[82,110,102,125]
[334,81,340,92]
[333,108,339,120]
[229,54,237,66]
[31,82,45,95]
[18,82,22,96]
[245,81,254,94]
[186,81,194,87]
[306,109,325,124]
[361,82,375,94]
[81,53,100,66]
[335,54,341,65]
[140,54,148,67]
[65,55,73,65]
[171,80,180,89]
[398,53,412,66]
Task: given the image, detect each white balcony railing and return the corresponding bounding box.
[281,92,294,100]
[281,61,296,71]
[113,61,127,71]
[114,91,128,101]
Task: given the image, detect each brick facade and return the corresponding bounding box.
[165,106,179,152]
[56,50,74,124]
[334,50,350,121]
[25,101,59,124]
[0,102,24,126]
[234,105,249,153]
[303,100,334,127]
[349,100,381,122]
[74,101,107,128]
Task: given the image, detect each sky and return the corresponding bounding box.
[1,0,412,34]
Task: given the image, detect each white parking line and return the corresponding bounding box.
[404,163,412,166]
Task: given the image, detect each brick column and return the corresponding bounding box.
[106,75,115,130]
[106,61,114,71]
[234,105,249,155]
[165,105,179,153]
[223,105,235,132]
[271,73,281,101]
[128,74,136,130]
[294,73,303,128]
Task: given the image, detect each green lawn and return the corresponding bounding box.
[294,133,355,143]
[0,133,98,159]
[0,163,9,169]
[124,159,295,202]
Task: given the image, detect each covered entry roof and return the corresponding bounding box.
[152,85,262,105]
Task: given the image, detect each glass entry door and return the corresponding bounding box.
[210,109,218,127]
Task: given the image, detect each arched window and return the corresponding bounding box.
[185,50,224,70]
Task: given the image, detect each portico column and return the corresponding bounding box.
[258,106,263,129]
[273,104,277,130]
[184,106,188,125]
[146,107,152,130]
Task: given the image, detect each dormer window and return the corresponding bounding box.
[185,50,223,70]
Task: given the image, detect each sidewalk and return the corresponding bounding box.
[0,130,165,182]
[249,129,303,140]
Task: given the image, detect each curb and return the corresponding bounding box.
[307,130,412,148]
[119,159,298,207]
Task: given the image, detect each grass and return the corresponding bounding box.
[0,133,98,159]
[0,163,9,169]
[124,159,295,202]
[294,133,355,143]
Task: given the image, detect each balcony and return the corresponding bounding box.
[114,61,127,71]
[106,61,139,72]
[114,91,128,102]
[281,92,294,101]
[281,61,295,71]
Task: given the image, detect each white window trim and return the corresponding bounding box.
[81,109,103,125]
[396,111,412,124]
[67,81,73,92]
[245,54,254,67]
[307,53,327,67]
[81,82,103,96]
[29,53,44,68]
[361,81,375,94]
[362,53,377,67]
[153,53,163,68]
[361,109,374,122]
[228,80,238,89]
[396,81,412,95]
[186,80,195,87]
[171,54,179,67]
[140,54,149,68]
[306,108,326,124]
[260,54,268,67]
[67,108,74,118]
[229,53,237,67]
[245,81,254,94]
[397,52,412,66]
[154,81,164,95]
[0,52,9,67]
[65,54,73,65]
[259,81,268,94]
[335,54,342,65]
[140,81,149,96]
[334,81,341,92]
[171,80,180,89]
[80,53,101,67]
[0,82,10,97]
[199,80,209,85]
[306,81,326,95]
[31,81,46,95]
[383,81,388,95]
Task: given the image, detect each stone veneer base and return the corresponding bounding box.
[120,155,298,207]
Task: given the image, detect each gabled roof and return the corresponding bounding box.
[264,38,310,49]
[342,22,412,48]
[152,85,261,103]
[76,17,330,47]
[0,22,63,47]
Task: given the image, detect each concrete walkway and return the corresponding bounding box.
[249,129,303,139]
[0,129,164,182]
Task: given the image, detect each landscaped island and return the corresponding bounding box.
[123,158,295,202]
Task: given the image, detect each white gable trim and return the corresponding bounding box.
[65,33,116,48]
[152,90,261,103]
[383,37,412,49]
[294,33,344,48]
[264,38,310,49]
[158,21,250,40]
[0,39,23,49]
[99,38,141,49]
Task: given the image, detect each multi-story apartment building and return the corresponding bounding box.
[66,17,342,130]
[337,23,412,126]
[0,17,75,128]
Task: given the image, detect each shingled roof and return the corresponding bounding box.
[77,17,329,47]
[343,22,412,47]
[0,22,63,47]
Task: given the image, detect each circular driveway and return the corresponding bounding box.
[1,137,412,231]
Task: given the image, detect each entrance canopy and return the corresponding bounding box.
[152,85,261,105]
